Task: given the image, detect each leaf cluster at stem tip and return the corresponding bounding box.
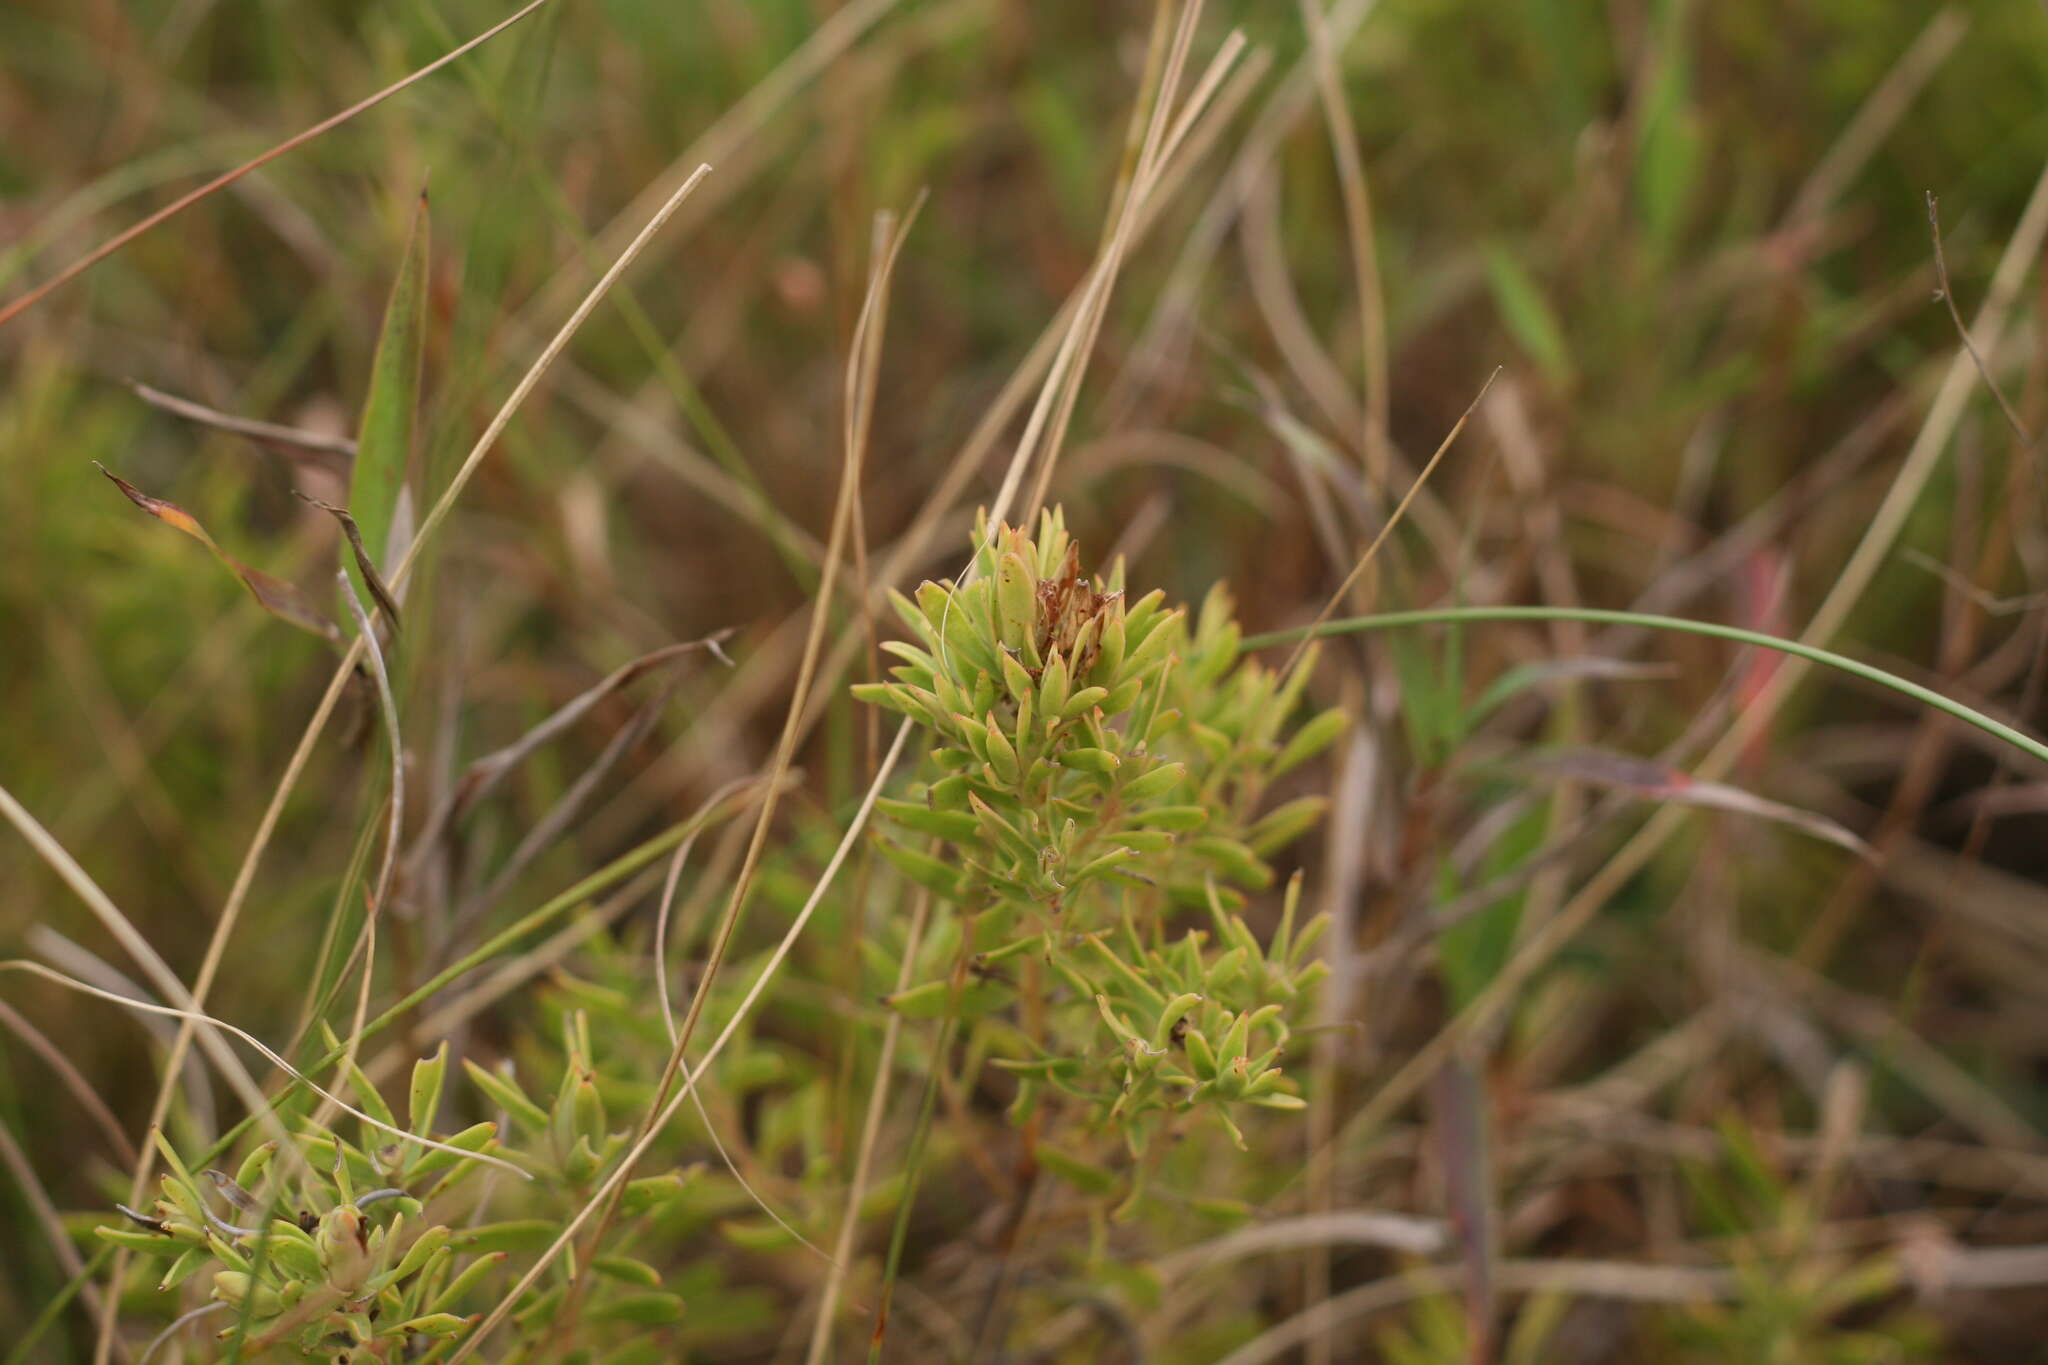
[854,508,1346,1160]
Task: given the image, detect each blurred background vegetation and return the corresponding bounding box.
[6,0,2048,1360]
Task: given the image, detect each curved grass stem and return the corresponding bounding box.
[1242,605,2048,769]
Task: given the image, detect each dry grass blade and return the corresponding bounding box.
[391,164,714,591]
[447,675,685,934]
[363,778,773,1082]
[518,0,904,330]
[0,997,137,1165]
[127,381,357,462]
[1300,0,1389,488]
[95,463,342,643]
[635,30,1262,808]
[1519,748,1874,859]
[424,634,732,847]
[1783,8,1968,229]
[138,1305,228,1365]
[447,190,921,1364]
[103,163,715,1365]
[1162,1210,1448,1275]
[0,0,554,329]
[937,1,1227,672]
[298,495,403,630]
[1782,158,2048,680]
[802,884,935,1363]
[0,785,278,1128]
[1013,8,1243,519]
[652,802,713,1049]
[1900,547,2047,616]
[1282,367,1501,678]
[1927,192,2033,446]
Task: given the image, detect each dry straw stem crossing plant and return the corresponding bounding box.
[462,190,926,1357]
[430,6,1259,1355]
[577,18,1265,827]
[19,2,2034,1359]
[69,163,713,1365]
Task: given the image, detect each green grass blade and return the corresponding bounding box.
[352,186,430,587]
[1242,606,2048,769]
[1483,245,1572,388]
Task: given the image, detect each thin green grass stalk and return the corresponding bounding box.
[286,809,381,1062]
[1244,606,2048,768]
[867,1014,958,1365]
[316,573,406,1142]
[102,167,712,1361]
[446,183,920,1365]
[807,882,935,1363]
[4,1244,108,1365]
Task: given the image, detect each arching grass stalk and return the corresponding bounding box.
[1241,606,2048,769]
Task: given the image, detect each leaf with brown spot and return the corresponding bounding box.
[96,464,340,644]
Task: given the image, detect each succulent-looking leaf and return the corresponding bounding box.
[590,1291,687,1324]
[457,1219,560,1253]
[391,1313,476,1337]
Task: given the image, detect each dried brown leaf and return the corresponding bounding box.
[96,464,340,644]
[295,492,402,632]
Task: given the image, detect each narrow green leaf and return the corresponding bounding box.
[1483,245,1572,387]
[352,187,430,583]
[462,1060,549,1132]
[389,1312,475,1337]
[1246,795,1329,855]
[455,1220,559,1253]
[92,1228,183,1256]
[1037,1144,1117,1195]
[884,976,1011,1019]
[1134,805,1207,832]
[592,1255,664,1287]
[875,838,966,901]
[408,1042,448,1138]
[590,1291,686,1325]
[875,798,979,843]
